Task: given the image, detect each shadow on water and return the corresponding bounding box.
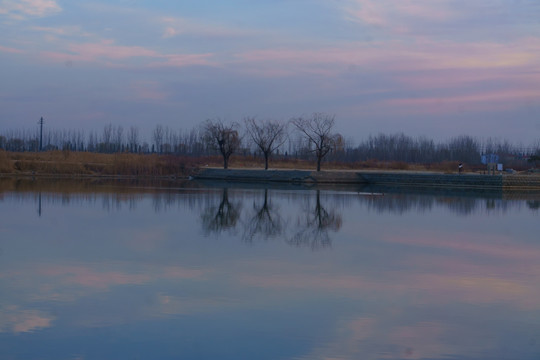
[527,200,540,210]
[286,189,341,249]
[2,177,538,241]
[200,188,242,236]
[242,188,284,243]
[2,177,540,209]
[199,187,341,249]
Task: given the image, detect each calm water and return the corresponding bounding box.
[1,179,539,360]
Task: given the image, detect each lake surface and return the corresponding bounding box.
[1,178,539,360]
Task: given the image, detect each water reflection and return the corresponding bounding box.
[1,178,539,251]
[1,178,540,359]
[528,200,540,210]
[201,188,242,235]
[197,188,343,248]
[287,190,341,249]
[37,191,42,216]
[242,188,284,243]
[2,178,539,218]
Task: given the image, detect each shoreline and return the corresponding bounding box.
[2,167,540,191]
[193,168,540,191]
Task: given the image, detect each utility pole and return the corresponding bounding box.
[38,117,44,151]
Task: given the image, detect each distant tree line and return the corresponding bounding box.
[1,113,539,171]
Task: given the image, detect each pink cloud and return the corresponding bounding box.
[0,263,205,305]
[0,45,24,54]
[130,81,169,101]
[152,292,234,316]
[382,231,540,261]
[29,25,92,39]
[409,272,539,309]
[374,232,540,308]
[238,231,540,310]
[163,26,178,38]
[40,265,151,289]
[342,0,457,32]
[238,257,540,359]
[230,38,534,114]
[40,40,215,68]
[37,263,205,290]
[0,0,61,19]
[344,1,388,26]
[384,88,540,114]
[0,305,55,333]
[152,53,215,67]
[235,46,384,77]
[240,267,538,308]
[240,273,393,293]
[159,15,255,39]
[235,37,540,80]
[69,40,158,60]
[396,70,540,91]
[298,316,462,360]
[386,322,451,359]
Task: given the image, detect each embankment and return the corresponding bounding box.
[193,168,540,190]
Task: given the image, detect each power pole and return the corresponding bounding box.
[38,117,44,151]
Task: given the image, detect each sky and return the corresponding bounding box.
[1,0,540,145]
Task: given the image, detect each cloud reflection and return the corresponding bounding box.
[0,305,55,334]
[1,181,540,358]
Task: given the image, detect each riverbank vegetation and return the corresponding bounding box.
[0,149,531,177]
[1,115,539,173]
[0,151,202,177]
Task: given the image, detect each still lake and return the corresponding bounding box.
[1,178,539,360]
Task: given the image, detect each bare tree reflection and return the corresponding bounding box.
[242,189,284,243]
[527,200,540,211]
[287,190,342,250]
[201,188,241,235]
[37,191,42,217]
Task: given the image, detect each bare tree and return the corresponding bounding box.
[87,130,97,152]
[127,126,140,153]
[291,113,339,171]
[203,119,241,169]
[244,117,287,170]
[153,124,164,153]
[101,124,113,153]
[114,125,124,152]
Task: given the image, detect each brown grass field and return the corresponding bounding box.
[0,149,499,177]
[0,150,203,177]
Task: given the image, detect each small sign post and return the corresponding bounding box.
[487,163,497,175]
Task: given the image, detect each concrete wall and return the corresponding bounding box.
[194,168,540,190]
[359,173,503,189]
[503,175,540,190]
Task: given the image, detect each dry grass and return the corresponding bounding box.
[228,157,462,173]
[0,151,492,177]
[0,150,14,173]
[189,155,480,173]
[1,151,203,177]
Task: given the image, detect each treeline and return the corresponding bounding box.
[340,133,536,165]
[0,125,205,155]
[1,122,538,167]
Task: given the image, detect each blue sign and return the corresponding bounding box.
[481,153,499,164]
